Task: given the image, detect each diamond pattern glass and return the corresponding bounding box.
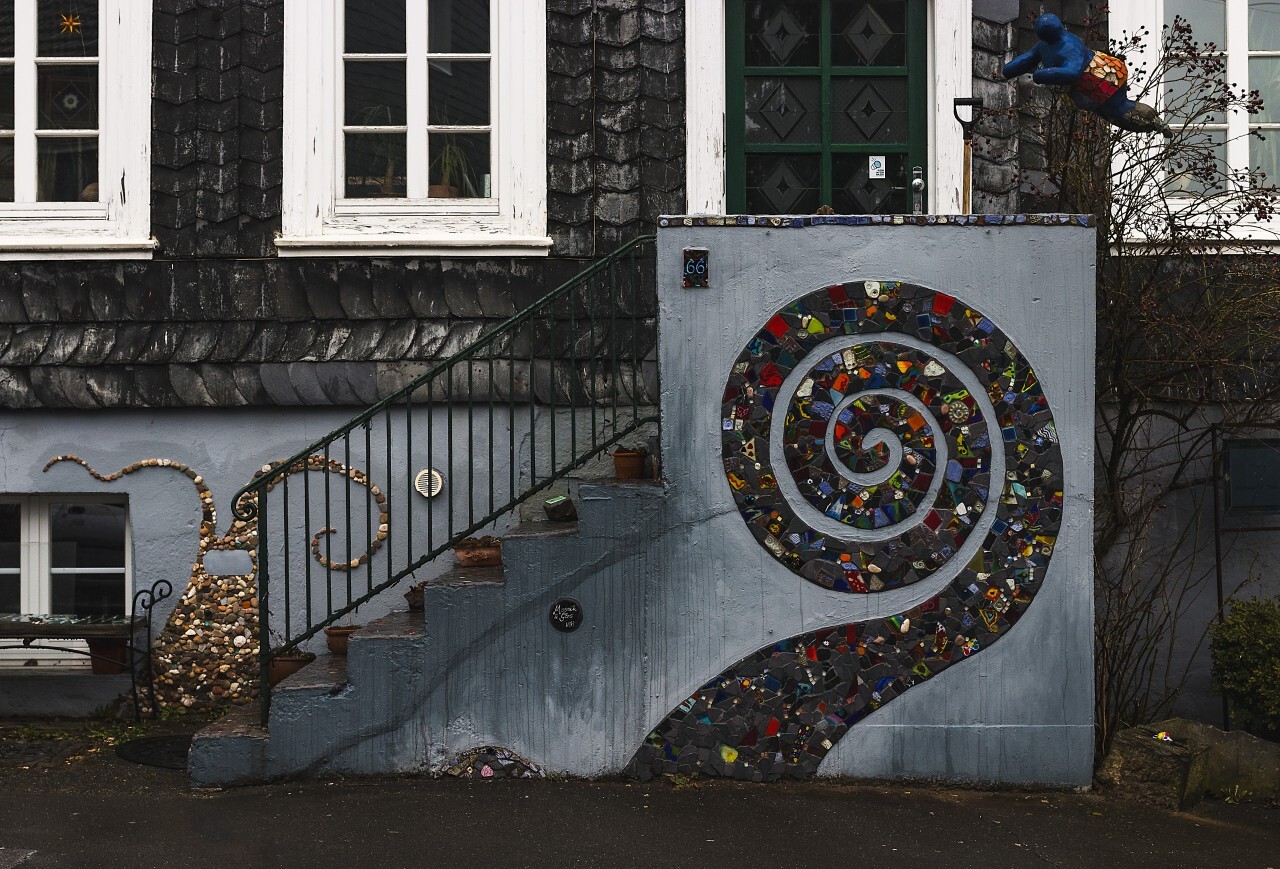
[745,77,820,143]
[745,0,820,66]
[832,151,908,213]
[832,1,907,67]
[834,78,907,143]
[747,154,820,212]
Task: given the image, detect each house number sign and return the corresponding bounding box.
[683,248,709,288]
[549,598,584,633]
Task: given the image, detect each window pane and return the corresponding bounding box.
[429,131,489,197]
[38,64,97,129]
[345,0,404,54]
[831,1,908,67]
[745,77,820,144]
[345,60,406,126]
[429,61,489,126]
[1165,0,1225,47]
[1164,128,1226,196]
[345,132,406,197]
[833,151,909,213]
[1164,64,1226,124]
[1252,127,1280,183]
[37,136,96,200]
[744,0,820,67]
[833,77,909,144]
[50,502,125,569]
[0,138,11,201]
[37,0,97,57]
[0,575,17,614]
[745,153,820,212]
[0,503,19,570]
[1250,57,1280,123]
[51,572,124,617]
[1250,0,1280,49]
[429,0,489,54]
[0,1,13,57]
[0,64,11,128]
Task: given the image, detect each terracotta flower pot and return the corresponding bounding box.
[268,651,316,686]
[86,638,128,675]
[612,449,646,479]
[324,625,361,656]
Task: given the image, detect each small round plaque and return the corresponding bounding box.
[549,598,584,633]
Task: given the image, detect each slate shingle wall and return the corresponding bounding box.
[0,0,684,409]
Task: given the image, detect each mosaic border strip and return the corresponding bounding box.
[659,213,1094,228]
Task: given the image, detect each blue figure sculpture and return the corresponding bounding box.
[1003,14,1171,136]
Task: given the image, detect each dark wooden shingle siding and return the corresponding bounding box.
[0,0,683,409]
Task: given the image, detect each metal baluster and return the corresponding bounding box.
[468,360,475,527]
[406,390,414,568]
[427,379,434,555]
[528,319,536,488]
[304,463,313,628]
[364,421,372,595]
[282,476,291,641]
[447,364,455,539]
[549,303,557,476]
[324,445,332,618]
[344,436,352,606]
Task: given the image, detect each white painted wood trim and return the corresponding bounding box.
[685,1,973,214]
[281,0,548,254]
[0,0,150,254]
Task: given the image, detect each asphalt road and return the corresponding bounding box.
[0,729,1277,868]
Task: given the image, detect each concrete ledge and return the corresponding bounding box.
[0,671,132,717]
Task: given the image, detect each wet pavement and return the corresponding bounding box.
[1,718,1277,869]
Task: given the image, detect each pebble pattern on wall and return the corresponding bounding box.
[628,280,1064,780]
[44,454,388,712]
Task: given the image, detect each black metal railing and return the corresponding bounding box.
[233,235,658,720]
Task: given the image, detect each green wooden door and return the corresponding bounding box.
[726,0,928,214]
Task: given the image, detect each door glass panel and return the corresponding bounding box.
[0,138,11,201]
[745,77,820,144]
[831,0,907,67]
[833,77,908,143]
[744,0,820,67]
[746,153,820,212]
[37,0,97,57]
[833,151,908,213]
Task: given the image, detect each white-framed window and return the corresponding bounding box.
[685,1,972,213]
[0,495,130,668]
[278,0,550,257]
[0,0,152,259]
[1112,0,1280,237]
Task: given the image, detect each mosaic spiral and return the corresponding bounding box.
[629,280,1063,781]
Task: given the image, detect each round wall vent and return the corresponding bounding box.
[414,468,445,498]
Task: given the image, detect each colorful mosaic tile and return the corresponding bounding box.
[659,213,1094,228]
[629,280,1063,781]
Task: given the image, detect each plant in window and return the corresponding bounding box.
[993,6,1280,759]
[429,132,479,198]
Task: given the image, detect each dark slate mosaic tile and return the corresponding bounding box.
[439,746,547,780]
[629,280,1064,781]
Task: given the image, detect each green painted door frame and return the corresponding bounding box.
[725,0,928,213]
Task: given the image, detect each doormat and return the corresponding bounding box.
[114,734,193,770]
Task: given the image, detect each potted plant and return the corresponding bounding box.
[267,636,316,686]
[404,580,426,612]
[85,637,129,675]
[612,445,647,479]
[323,622,362,656]
[1211,596,1280,740]
[429,132,477,198]
[454,535,502,567]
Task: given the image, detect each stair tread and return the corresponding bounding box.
[574,476,664,488]
[275,652,346,692]
[504,519,579,539]
[192,701,265,740]
[356,610,427,639]
[427,565,504,587]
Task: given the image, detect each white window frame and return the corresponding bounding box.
[1112,0,1280,242]
[0,0,153,260]
[278,0,550,257]
[685,1,972,214]
[0,493,132,669]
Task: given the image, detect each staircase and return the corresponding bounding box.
[190,477,665,784]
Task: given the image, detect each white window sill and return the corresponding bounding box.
[274,234,554,258]
[0,237,157,260]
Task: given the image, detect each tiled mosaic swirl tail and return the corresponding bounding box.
[629,281,1063,781]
